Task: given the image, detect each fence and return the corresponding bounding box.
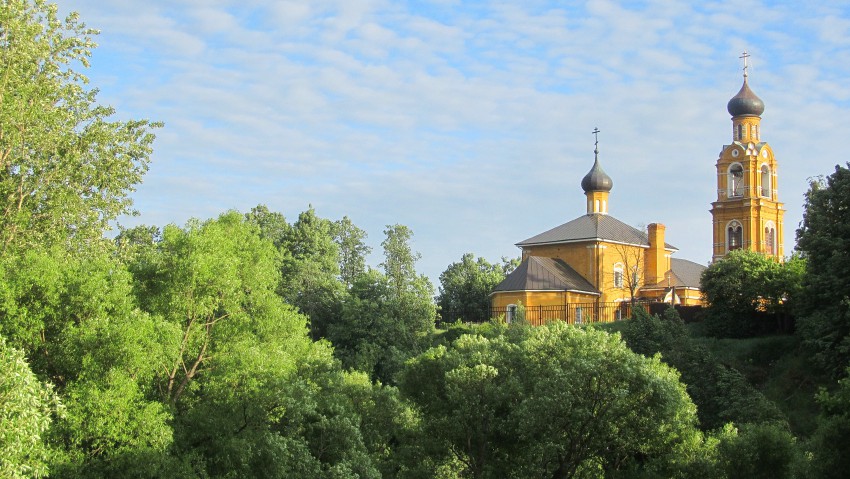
[439,302,656,327]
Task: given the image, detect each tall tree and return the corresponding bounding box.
[244,204,289,249]
[381,224,421,298]
[796,164,850,376]
[437,253,506,323]
[279,207,345,339]
[0,0,160,251]
[333,216,370,289]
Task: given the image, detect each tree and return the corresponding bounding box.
[0,0,160,251]
[608,241,645,303]
[796,164,850,376]
[381,224,421,298]
[806,368,850,479]
[245,204,289,249]
[398,322,703,478]
[333,216,370,289]
[279,207,345,340]
[437,253,506,323]
[717,422,802,479]
[620,307,786,431]
[700,250,802,338]
[0,335,57,479]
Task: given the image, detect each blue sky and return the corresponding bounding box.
[60,0,850,284]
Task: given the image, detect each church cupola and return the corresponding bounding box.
[727,51,764,143]
[582,128,612,214]
[727,78,764,118]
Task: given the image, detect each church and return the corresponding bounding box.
[490,56,785,325]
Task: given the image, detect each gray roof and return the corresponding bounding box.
[493,256,600,295]
[517,214,676,250]
[644,258,706,290]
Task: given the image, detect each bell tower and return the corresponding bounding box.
[710,52,785,261]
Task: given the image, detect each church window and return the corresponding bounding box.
[765,222,776,255]
[737,124,743,140]
[754,124,759,140]
[727,220,743,251]
[751,124,757,140]
[729,164,744,197]
[613,264,624,288]
[760,164,771,197]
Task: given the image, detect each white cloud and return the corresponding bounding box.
[56,0,850,281]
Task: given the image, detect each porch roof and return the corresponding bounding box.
[493,256,600,296]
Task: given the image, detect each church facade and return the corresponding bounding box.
[490,60,783,323]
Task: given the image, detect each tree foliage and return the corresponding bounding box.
[805,368,850,478]
[700,250,803,338]
[620,308,785,430]
[399,322,702,478]
[0,0,160,251]
[328,224,435,383]
[0,335,57,479]
[796,163,850,376]
[334,215,371,289]
[437,253,508,323]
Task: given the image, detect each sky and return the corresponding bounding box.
[58,0,850,286]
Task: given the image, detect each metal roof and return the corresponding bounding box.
[492,256,600,295]
[643,258,707,290]
[516,213,677,250]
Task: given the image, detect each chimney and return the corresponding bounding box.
[645,223,668,285]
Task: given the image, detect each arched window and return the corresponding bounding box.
[727,220,743,252]
[613,263,624,288]
[760,164,771,197]
[506,304,517,324]
[765,222,776,255]
[728,163,744,197]
[754,125,759,140]
[737,124,743,140]
[751,124,757,140]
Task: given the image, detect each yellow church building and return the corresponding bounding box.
[490,56,783,325]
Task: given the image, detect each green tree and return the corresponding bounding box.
[121,211,385,476]
[700,250,802,338]
[333,216,371,289]
[806,368,850,479]
[0,0,160,252]
[0,335,58,479]
[399,322,703,478]
[325,224,434,382]
[0,244,180,476]
[796,164,850,376]
[717,422,802,479]
[381,224,421,298]
[620,307,786,431]
[437,253,506,323]
[245,204,290,249]
[279,207,345,340]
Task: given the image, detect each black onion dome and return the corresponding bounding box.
[727,79,765,117]
[581,159,613,193]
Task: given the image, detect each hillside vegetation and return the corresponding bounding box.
[2,2,850,478]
